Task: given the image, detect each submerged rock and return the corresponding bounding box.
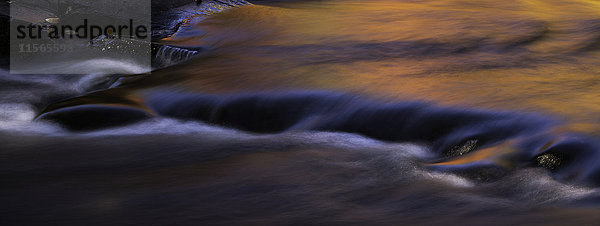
[37,105,151,131]
[152,44,201,68]
[428,163,510,183]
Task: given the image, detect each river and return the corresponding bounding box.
[2,0,600,224]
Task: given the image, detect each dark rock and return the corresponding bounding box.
[446,139,479,157]
[535,153,562,170]
[0,13,9,68]
[37,104,152,131]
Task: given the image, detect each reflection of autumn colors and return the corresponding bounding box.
[145,0,600,136]
[38,0,600,171]
[6,1,600,224]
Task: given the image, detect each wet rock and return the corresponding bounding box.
[38,105,151,131]
[446,139,479,157]
[0,13,9,67]
[529,137,600,186]
[89,35,152,57]
[535,153,562,170]
[152,44,201,68]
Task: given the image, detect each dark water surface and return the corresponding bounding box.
[3,0,600,225]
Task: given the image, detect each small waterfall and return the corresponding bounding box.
[153,45,199,68]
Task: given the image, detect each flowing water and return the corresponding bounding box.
[3,0,600,224]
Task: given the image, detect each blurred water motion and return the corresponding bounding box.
[3,0,600,225]
[145,0,600,134]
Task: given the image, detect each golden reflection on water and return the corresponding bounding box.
[99,0,600,134]
[153,0,599,132]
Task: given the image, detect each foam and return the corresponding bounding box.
[0,103,63,134]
